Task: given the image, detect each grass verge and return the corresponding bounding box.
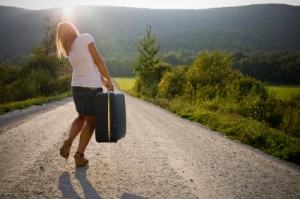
[0,91,71,115]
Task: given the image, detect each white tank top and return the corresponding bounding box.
[68,34,102,88]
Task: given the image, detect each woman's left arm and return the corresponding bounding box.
[88,42,114,91]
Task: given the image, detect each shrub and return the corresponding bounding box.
[57,74,71,93]
[158,66,187,98]
[234,77,268,101]
[280,106,300,138]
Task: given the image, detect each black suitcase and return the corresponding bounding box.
[95,91,126,142]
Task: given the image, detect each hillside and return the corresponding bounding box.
[0,4,300,59]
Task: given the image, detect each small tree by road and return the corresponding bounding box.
[133,26,170,97]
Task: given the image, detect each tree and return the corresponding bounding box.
[133,26,170,97]
[33,17,58,58]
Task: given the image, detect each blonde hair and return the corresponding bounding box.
[56,21,79,58]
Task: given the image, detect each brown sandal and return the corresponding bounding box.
[74,152,89,167]
[59,139,72,159]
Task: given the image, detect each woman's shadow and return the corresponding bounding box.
[58,166,101,199]
[59,167,147,199]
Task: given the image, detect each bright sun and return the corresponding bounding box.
[62,5,75,17]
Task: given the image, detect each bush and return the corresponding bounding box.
[57,74,71,93]
[234,77,268,101]
[0,65,22,103]
[158,66,187,98]
[280,106,300,138]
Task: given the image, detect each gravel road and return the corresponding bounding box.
[0,93,299,199]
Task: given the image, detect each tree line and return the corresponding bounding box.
[231,51,300,85]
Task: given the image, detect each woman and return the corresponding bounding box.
[56,21,114,167]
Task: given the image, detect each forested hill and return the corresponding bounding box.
[0,4,300,59]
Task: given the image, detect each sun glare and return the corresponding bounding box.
[62,5,75,17]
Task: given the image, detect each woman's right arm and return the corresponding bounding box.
[88,42,114,91]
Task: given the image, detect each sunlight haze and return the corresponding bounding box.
[0,0,299,10]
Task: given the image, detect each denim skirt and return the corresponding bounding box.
[72,86,103,116]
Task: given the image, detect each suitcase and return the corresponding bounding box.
[95,91,126,142]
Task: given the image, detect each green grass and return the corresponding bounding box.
[113,77,135,95]
[0,92,71,115]
[268,84,300,100]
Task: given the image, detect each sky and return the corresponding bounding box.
[0,0,299,10]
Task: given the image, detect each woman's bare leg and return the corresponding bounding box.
[68,113,86,143]
[60,113,85,159]
[76,115,95,154]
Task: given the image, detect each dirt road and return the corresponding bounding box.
[0,93,299,199]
